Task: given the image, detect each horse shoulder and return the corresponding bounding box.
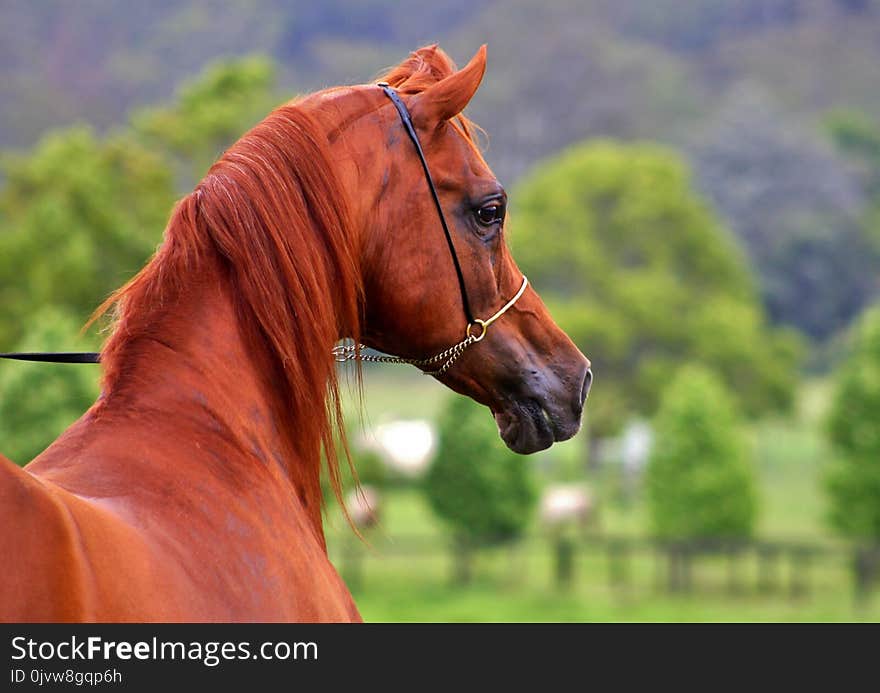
[0,455,94,621]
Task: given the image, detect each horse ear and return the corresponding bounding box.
[411,45,487,129]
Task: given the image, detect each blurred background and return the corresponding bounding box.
[1,0,880,621]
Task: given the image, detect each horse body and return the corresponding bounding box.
[2,456,355,621]
[1,45,591,622]
[2,263,358,621]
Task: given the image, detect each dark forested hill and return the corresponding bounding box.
[4,0,880,161]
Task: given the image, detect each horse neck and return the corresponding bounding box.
[96,255,331,539]
[68,102,366,543]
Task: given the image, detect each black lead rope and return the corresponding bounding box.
[0,84,475,366]
[0,352,100,363]
[378,83,476,326]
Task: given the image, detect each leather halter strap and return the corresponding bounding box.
[378,83,475,326]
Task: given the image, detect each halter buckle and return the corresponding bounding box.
[466,319,487,342]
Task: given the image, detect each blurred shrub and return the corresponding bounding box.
[0,309,99,465]
[512,139,800,439]
[0,126,175,348]
[347,447,387,488]
[645,366,757,539]
[825,307,880,540]
[425,395,537,545]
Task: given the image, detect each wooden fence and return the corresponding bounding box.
[334,533,880,604]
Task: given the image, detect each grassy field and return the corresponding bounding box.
[326,368,878,622]
[347,550,877,622]
[327,488,879,622]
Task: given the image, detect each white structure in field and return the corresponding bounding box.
[360,419,436,477]
[595,419,654,472]
[620,420,653,477]
[540,484,596,529]
[345,485,381,529]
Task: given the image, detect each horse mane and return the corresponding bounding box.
[90,105,362,512]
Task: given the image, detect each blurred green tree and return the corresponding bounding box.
[131,56,279,186]
[0,308,99,466]
[0,57,291,354]
[0,126,175,348]
[511,139,800,440]
[0,57,286,470]
[825,307,880,540]
[645,366,757,539]
[425,395,537,582]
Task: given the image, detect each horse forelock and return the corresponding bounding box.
[378,45,487,154]
[379,44,456,92]
[92,104,363,511]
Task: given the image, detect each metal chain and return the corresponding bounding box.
[332,333,478,376]
[332,277,528,377]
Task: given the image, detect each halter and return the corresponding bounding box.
[1,84,529,377]
[331,83,529,375]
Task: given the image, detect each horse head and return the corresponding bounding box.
[325,46,591,454]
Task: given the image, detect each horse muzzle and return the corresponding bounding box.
[494,361,592,454]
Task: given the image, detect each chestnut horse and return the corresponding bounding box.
[0,45,590,622]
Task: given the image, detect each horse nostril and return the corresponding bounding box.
[579,368,593,408]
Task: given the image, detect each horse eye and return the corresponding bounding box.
[475,203,504,227]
